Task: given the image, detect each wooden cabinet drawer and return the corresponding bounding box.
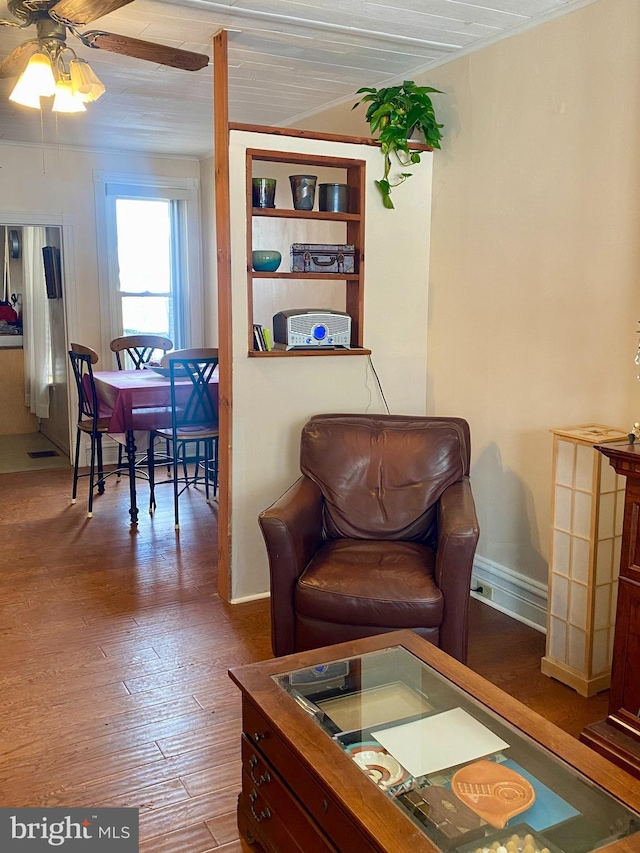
[241,735,336,853]
[238,791,301,853]
[242,699,380,853]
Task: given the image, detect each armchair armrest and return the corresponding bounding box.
[435,478,480,663]
[258,476,324,656]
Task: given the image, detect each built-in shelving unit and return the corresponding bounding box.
[246,148,370,357]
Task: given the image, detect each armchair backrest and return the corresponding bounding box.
[300,414,471,541]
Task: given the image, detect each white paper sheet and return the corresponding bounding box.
[373,707,509,777]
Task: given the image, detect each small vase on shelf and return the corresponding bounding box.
[289,175,317,210]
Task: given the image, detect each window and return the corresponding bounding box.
[115,198,177,341]
[95,172,202,358]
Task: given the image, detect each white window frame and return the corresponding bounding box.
[94,170,203,363]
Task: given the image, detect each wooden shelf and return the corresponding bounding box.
[232,122,433,152]
[250,271,361,280]
[248,347,371,358]
[252,207,361,222]
[247,148,366,355]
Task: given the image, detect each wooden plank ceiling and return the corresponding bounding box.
[0,0,597,158]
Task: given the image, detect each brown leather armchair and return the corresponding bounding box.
[259,414,480,663]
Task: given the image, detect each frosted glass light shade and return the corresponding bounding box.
[69,59,105,102]
[52,78,86,113]
[8,76,42,109]
[9,51,56,107]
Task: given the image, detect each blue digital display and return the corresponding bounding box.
[313,324,328,340]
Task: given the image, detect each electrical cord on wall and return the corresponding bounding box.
[367,354,390,414]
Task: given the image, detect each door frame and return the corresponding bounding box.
[0,209,79,457]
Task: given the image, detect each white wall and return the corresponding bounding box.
[421,0,640,588]
[228,130,432,600]
[293,0,640,621]
[0,141,201,364]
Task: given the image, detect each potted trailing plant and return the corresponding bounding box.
[352,79,443,209]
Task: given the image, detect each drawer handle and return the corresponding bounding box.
[249,790,271,823]
[252,731,265,743]
[251,767,271,787]
[248,755,271,786]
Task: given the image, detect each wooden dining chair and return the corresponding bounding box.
[148,348,219,529]
[110,334,174,475]
[109,334,173,370]
[68,343,115,517]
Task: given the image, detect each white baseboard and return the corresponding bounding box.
[229,590,271,604]
[81,436,162,467]
[471,555,548,633]
[79,437,121,467]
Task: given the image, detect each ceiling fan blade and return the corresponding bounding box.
[0,41,37,79]
[50,0,134,26]
[82,31,210,71]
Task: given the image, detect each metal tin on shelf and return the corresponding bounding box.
[318,183,350,213]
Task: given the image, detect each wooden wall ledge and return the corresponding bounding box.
[229,122,433,152]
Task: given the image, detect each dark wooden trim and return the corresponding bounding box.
[248,348,372,358]
[581,719,640,779]
[213,29,232,602]
[346,162,365,347]
[252,207,361,222]
[247,148,369,170]
[246,147,367,356]
[579,442,640,779]
[245,152,255,353]
[231,122,432,152]
[250,272,363,281]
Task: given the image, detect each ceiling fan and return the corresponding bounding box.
[0,0,210,80]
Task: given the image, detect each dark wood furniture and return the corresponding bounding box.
[581,442,640,778]
[230,630,640,853]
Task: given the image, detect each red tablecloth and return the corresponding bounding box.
[92,368,219,433]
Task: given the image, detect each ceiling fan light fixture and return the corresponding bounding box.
[52,77,86,113]
[69,58,105,102]
[9,51,56,107]
[8,76,43,109]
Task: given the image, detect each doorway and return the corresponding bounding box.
[0,223,70,472]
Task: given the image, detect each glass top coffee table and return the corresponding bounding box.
[229,631,640,853]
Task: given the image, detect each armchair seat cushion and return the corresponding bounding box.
[296,539,443,628]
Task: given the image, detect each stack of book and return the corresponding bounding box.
[253,324,272,351]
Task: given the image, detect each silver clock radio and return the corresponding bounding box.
[273,309,351,349]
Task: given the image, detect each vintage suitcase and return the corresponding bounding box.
[290,243,355,274]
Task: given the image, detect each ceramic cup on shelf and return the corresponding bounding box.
[252,250,282,272]
[252,178,277,208]
[289,174,317,210]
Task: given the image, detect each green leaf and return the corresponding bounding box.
[356,78,444,207]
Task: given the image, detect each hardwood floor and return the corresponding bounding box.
[0,468,610,851]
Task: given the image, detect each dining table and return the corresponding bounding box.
[91,366,219,524]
